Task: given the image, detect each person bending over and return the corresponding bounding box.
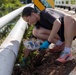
[21,7,76,64]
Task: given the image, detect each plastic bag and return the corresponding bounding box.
[23,38,43,50]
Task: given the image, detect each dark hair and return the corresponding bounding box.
[22,7,37,17]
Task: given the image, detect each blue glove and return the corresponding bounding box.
[39,40,51,50]
[22,58,26,63]
[20,58,26,67]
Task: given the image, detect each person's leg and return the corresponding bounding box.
[74,18,76,36]
[64,16,75,47]
[33,27,60,43]
[33,27,64,52]
[56,16,76,63]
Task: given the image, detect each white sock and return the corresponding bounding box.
[55,40,63,46]
[64,47,71,53]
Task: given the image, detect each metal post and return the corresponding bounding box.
[0,17,27,75]
[0,4,34,75]
[0,3,33,29]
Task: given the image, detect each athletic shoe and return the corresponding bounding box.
[56,51,72,63]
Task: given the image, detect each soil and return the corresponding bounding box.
[12,40,76,75]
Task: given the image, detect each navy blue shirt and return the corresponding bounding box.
[35,8,65,30]
[35,8,65,41]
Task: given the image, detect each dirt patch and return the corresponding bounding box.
[12,40,76,75]
[12,50,76,75]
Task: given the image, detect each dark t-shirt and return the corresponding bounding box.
[35,8,65,41]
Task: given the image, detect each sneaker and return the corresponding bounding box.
[56,51,72,64]
[49,43,64,53]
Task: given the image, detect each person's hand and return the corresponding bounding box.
[22,58,26,62]
[20,58,26,67]
[39,40,51,50]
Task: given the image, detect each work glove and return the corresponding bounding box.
[39,40,51,50]
[20,58,26,68]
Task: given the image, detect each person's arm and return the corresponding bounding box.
[39,19,61,50]
[39,10,62,50]
[44,10,61,42]
[48,19,61,42]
